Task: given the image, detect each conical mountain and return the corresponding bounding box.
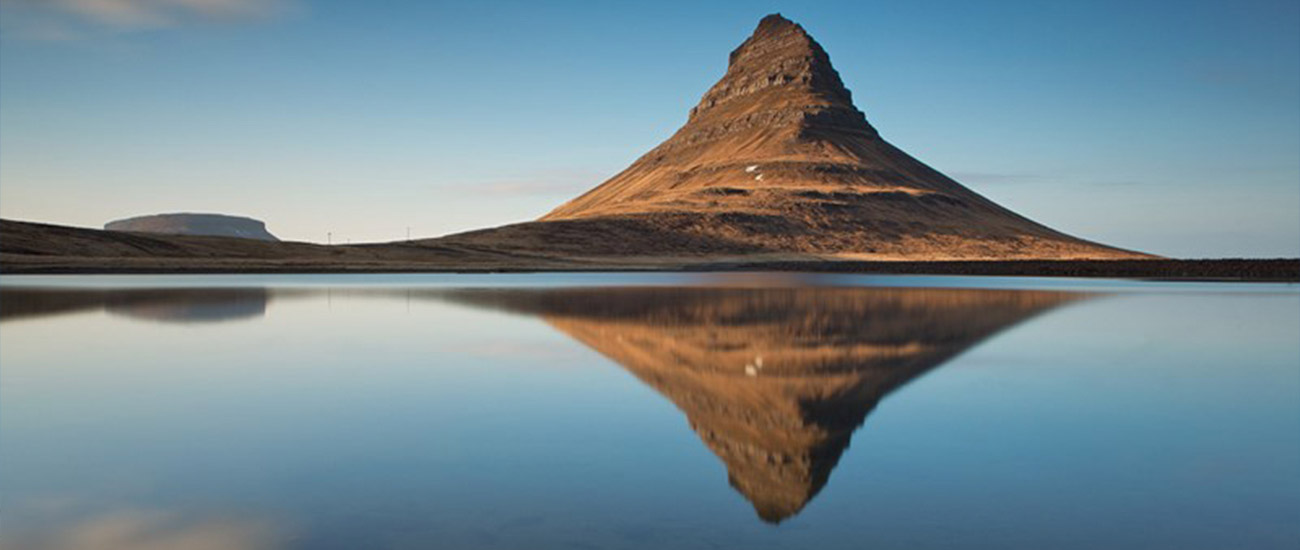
[438,14,1149,261]
[542,13,882,221]
[433,286,1085,522]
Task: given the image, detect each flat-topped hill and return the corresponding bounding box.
[105,213,279,242]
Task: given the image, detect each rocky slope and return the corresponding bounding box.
[105,213,280,241]
[436,14,1149,261]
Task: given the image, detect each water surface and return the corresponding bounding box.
[1,274,1297,549]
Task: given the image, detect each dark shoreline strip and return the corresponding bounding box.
[1,259,1296,282]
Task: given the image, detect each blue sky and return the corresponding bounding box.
[1,0,1297,257]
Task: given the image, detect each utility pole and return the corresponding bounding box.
[406,226,411,241]
[327,231,332,245]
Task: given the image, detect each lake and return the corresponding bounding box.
[1,274,1297,549]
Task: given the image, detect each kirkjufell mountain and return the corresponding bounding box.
[440,14,1148,260]
[434,286,1083,522]
[105,213,279,242]
[4,13,1206,274]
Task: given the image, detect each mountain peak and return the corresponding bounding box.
[691,14,855,122]
[750,13,804,41]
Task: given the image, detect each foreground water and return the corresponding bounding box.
[1,274,1296,550]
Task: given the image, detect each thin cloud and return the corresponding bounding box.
[952,171,1145,187]
[949,171,1046,185]
[477,180,590,195]
[1,0,297,38]
[451,168,608,196]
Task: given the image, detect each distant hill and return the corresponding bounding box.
[105,213,279,242]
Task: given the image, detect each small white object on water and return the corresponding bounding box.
[744,364,758,377]
[755,174,763,181]
[745,165,760,173]
[755,355,764,368]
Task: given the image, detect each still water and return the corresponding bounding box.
[1,274,1297,549]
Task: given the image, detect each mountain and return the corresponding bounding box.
[434,286,1083,522]
[436,14,1149,261]
[105,213,279,242]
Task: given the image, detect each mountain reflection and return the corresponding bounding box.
[437,286,1083,523]
[0,288,269,324]
[0,283,1084,523]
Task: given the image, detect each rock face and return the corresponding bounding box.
[105,213,279,242]
[436,286,1083,523]
[439,14,1148,260]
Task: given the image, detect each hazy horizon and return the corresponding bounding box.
[2,0,1297,257]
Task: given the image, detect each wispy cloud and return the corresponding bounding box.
[1,0,297,40]
[447,168,607,196]
[948,171,1046,185]
[952,171,1145,187]
[477,180,590,195]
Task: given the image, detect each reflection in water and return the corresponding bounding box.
[0,283,1084,525]
[2,280,1295,548]
[0,288,269,324]
[436,287,1082,522]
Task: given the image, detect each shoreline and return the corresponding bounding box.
[2,259,1296,282]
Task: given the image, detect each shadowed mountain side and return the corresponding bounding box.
[434,286,1084,522]
[0,288,272,323]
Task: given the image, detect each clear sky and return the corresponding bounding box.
[1,0,1297,257]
